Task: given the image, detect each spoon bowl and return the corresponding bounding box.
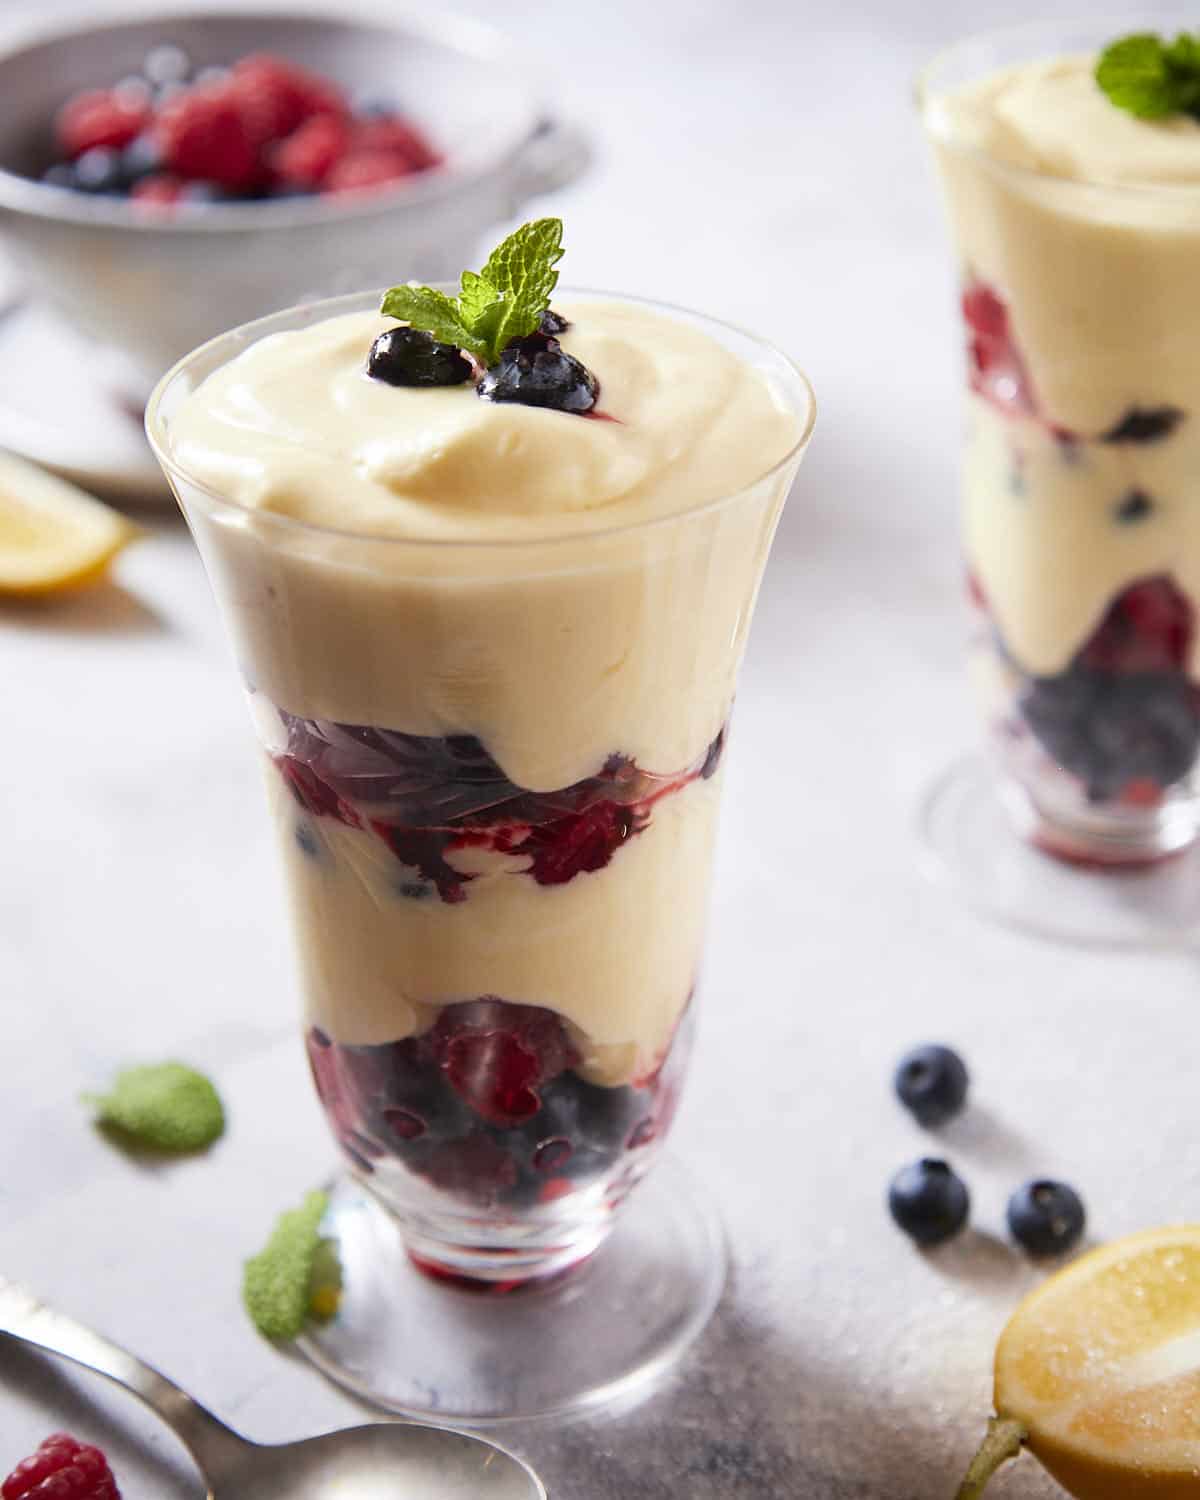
[213,1422,541,1500]
[0,1275,544,1500]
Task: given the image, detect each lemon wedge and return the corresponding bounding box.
[959,1225,1200,1499]
[0,451,137,594]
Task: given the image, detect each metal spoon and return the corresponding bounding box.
[0,1276,545,1500]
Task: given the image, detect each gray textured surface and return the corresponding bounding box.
[3,0,1197,1495]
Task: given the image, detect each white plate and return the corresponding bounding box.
[0,298,169,504]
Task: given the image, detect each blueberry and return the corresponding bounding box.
[1007,1179,1086,1257]
[120,133,162,184]
[41,163,76,190]
[1113,489,1154,524]
[477,334,598,414]
[888,1159,969,1246]
[179,181,223,204]
[143,44,191,86]
[1021,668,1200,801]
[1101,406,1184,445]
[295,822,319,857]
[73,147,125,194]
[894,1044,969,1127]
[114,76,153,109]
[269,182,317,199]
[539,308,570,335]
[367,326,473,388]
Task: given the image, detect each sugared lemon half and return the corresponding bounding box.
[0,452,137,594]
[960,1226,1200,1499]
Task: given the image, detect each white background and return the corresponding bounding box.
[3,2,1197,1496]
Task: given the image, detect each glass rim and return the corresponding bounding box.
[144,286,816,554]
[914,10,1200,201]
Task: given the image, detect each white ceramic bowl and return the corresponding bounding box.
[0,3,588,394]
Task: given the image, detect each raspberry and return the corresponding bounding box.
[277,755,362,827]
[431,999,578,1126]
[56,89,150,158]
[326,149,414,194]
[1078,576,1193,675]
[960,279,1037,419]
[517,800,643,885]
[269,114,351,188]
[352,116,441,171]
[230,54,347,144]
[130,173,184,206]
[3,1434,120,1500]
[154,83,261,189]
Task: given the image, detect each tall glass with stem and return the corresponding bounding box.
[917,16,1200,946]
[147,289,813,1421]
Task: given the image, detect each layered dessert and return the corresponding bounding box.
[924,43,1200,859]
[159,230,807,1277]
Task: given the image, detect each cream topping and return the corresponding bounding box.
[170,303,799,541]
[933,53,1200,187]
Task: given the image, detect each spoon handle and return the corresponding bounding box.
[0,1274,249,1481]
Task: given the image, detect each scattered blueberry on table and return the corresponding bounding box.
[888,1158,971,1246]
[893,1043,970,1127]
[1007,1179,1087,1258]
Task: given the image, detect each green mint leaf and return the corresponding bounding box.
[243,1190,332,1341]
[457,268,500,326]
[379,284,486,360]
[88,1061,224,1153]
[380,217,566,367]
[1096,31,1200,118]
[457,268,508,362]
[479,217,564,356]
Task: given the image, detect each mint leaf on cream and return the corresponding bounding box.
[380,217,564,367]
[378,285,483,361]
[1096,31,1200,120]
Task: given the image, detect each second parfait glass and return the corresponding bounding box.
[917,18,1200,946]
[147,290,813,1420]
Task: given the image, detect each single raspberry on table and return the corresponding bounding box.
[2,1434,120,1500]
[326,149,415,194]
[229,53,347,144]
[56,89,150,158]
[154,82,262,190]
[269,113,352,188]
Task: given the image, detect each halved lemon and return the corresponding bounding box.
[960,1225,1200,1499]
[0,452,138,594]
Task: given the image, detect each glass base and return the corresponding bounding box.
[918,754,1200,948]
[296,1156,727,1424]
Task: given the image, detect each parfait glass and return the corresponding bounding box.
[146,289,813,1421]
[916,17,1200,946]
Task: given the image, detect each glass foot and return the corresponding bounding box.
[296,1156,727,1424]
[917,754,1200,949]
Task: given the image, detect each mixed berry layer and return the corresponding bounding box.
[276,711,725,902]
[307,997,691,1209]
[962,278,1185,450]
[977,573,1200,804]
[961,278,1200,804]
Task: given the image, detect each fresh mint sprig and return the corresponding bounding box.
[381,217,564,367]
[1095,30,1200,120]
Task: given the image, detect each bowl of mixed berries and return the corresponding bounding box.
[0,7,587,395]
